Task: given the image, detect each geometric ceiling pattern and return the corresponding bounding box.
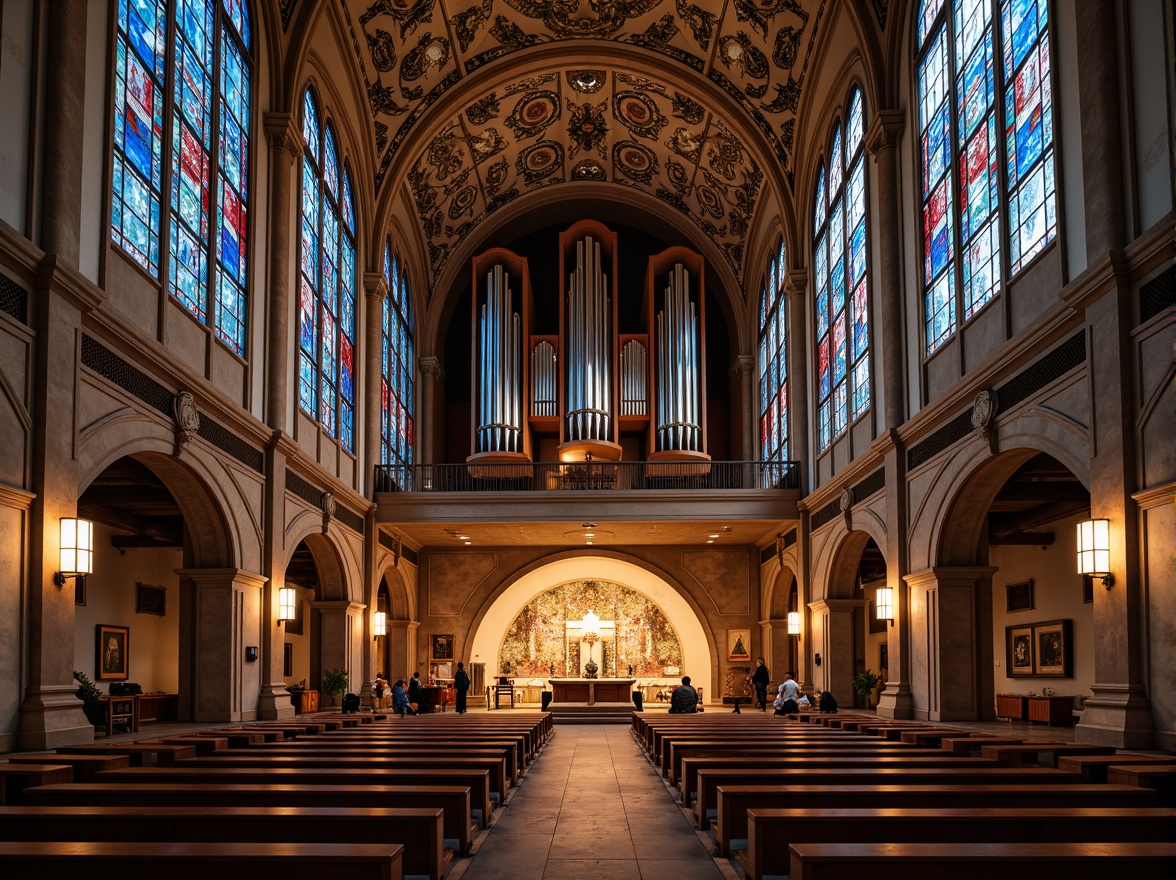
[337,0,832,283]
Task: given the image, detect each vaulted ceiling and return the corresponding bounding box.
[315,0,884,288]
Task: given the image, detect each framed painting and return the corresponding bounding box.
[1006,624,1034,677]
[431,633,454,661]
[135,582,167,616]
[727,628,751,662]
[96,624,130,681]
[1005,579,1034,613]
[1033,619,1073,677]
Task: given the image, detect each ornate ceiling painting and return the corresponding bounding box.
[339,0,830,287]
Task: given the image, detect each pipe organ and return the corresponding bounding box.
[468,249,534,466]
[468,224,708,469]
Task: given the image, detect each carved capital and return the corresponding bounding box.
[419,356,445,382]
[173,390,200,455]
[866,110,905,158]
[364,272,388,301]
[730,354,756,379]
[263,112,304,165]
[785,268,808,300]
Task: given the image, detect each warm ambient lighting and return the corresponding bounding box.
[1077,518,1113,587]
[278,586,297,623]
[373,611,387,637]
[875,586,894,624]
[55,517,93,586]
[787,611,800,636]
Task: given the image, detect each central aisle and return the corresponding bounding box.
[453,723,732,880]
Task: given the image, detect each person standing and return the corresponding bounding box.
[752,657,770,711]
[454,661,471,714]
[668,675,699,714]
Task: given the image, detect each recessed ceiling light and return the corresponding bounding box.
[586,540,594,545]
[709,534,719,538]
[584,532,595,538]
[706,539,715,544]
[463,540,472,545]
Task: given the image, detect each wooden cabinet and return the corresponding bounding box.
[1028,695,1074,726]
[996,693,1028,720]
[290,689,319,714]
[100,695,139,734]
[138,693,178,723]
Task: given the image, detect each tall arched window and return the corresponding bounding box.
[759,239,788,464]
[299,89,357,453]
[916,0,1056,356]
[381,242,415,471]
[111,0,252,356]
[814,88,869,451]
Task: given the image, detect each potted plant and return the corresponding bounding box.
[73,670,105,728]
[852,669,881,708]
[322,667,348,706]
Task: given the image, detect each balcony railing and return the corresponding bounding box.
[374,460,800,494]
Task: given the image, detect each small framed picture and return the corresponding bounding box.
[431,633,454,661]
[1033,619,1073,677]
[727,628,751,661]
[135,582,167,616]
[97,623,130,681]
[1005,579,1034,613]
[1006,624,1034,677]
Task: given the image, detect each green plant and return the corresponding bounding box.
[852,669,881,697]
[322,667,349,699]
[73,670,105,726]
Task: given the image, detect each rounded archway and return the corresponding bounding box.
[469,555,713,696]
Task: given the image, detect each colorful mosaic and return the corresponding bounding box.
[499,580,683,678]
[381,243,416,474]
[759,239,788,465]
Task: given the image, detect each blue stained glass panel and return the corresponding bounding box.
[221,0,249,45]
[919,0,946,44]
[832,317,846,383]
[323,128,340,198]
[1009,0,1037,71]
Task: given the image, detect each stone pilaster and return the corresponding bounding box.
[730,354,755,461]
[364,273,389,496]
[262,113,304,435]
[256,433,298,720]
[418,357,445,465]
[874,430,914,719]
[785,270,809,489]
[312,600,367,706]
[866,110,906,433]
[807,598,864,707]
[40,1,88,263]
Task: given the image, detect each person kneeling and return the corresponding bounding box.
[668,676,698,714]
[392,678,416,716]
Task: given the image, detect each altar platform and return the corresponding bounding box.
[547,678,637,725]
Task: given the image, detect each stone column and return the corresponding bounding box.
[18,4,100,749]
[313,600,366,706]
[807,598,863,707]
[262,113,304,434]
[256,434,297,720]
[903,567,996,721]
[418,356,444,465]
[1075,263,1153,748]
[865,110,906,432]
[731,355,755,461]
[785,270,809,488]
[1075,0,1126,257]
[387,618,420,684]
[176,568,268,722]
[875,430,914,719]
[364,273,388,495]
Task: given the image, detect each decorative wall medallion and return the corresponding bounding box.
[366,27,397,71]
[448,184,478,220]
[320,491,336,534]
[695,184,724,219]
[971,389,1000,454]
[504,90,560,139]
[566,99,608,158]
[614,90,667,140]
[613,141,658,184]
[172,390,200,455]
[571,159,606,181]
[839,487,854,530]
[517,140,564,185]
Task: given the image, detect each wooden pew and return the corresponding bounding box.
[0,763,73,805]
[0,805,441,879]
[979,742,1116,767]
[7,753,129,782]
[227,741,522,784]
[1056,753,1176,783]
[739,806,1176,880]
[56,743,197,765]
[0,841,404,880]
[696,766,1078,833]
[712,783,1160,856]
[662,734,910,779]
[25,782,478,855]
[787,842,1176,880]
[1108,764,1176,806]
[939,735,1029,755]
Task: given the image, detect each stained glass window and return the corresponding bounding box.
[759,239,788,467]
[381,242,416,474]
[814,88,870,451]
[299,90,358,453]
[112,0,251,355]
[916,0,1055,356]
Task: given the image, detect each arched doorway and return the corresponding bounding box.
[468,556,713,702]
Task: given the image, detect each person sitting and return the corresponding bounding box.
[391,678,415,716]
[668,676,699,714]
[773,672,799,718]
[407,671,423,711]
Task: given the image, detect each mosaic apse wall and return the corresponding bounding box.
[498,579,683,678]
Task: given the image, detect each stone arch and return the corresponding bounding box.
[467,553,714,696]
[283,523,352,603]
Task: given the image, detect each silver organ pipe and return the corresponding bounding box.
[656,263,701,452]
[565,236,612,442]
[532,341,557,417]
[621,339,647,416]
[476,265,523,454]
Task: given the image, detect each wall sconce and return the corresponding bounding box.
[1077,518,1113,588]
[787,611,800,636]
[814,652,822,666]
[55,517,94,587]
[278,586,297,624]
[373,610,387,638]
[875,586,894,625]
